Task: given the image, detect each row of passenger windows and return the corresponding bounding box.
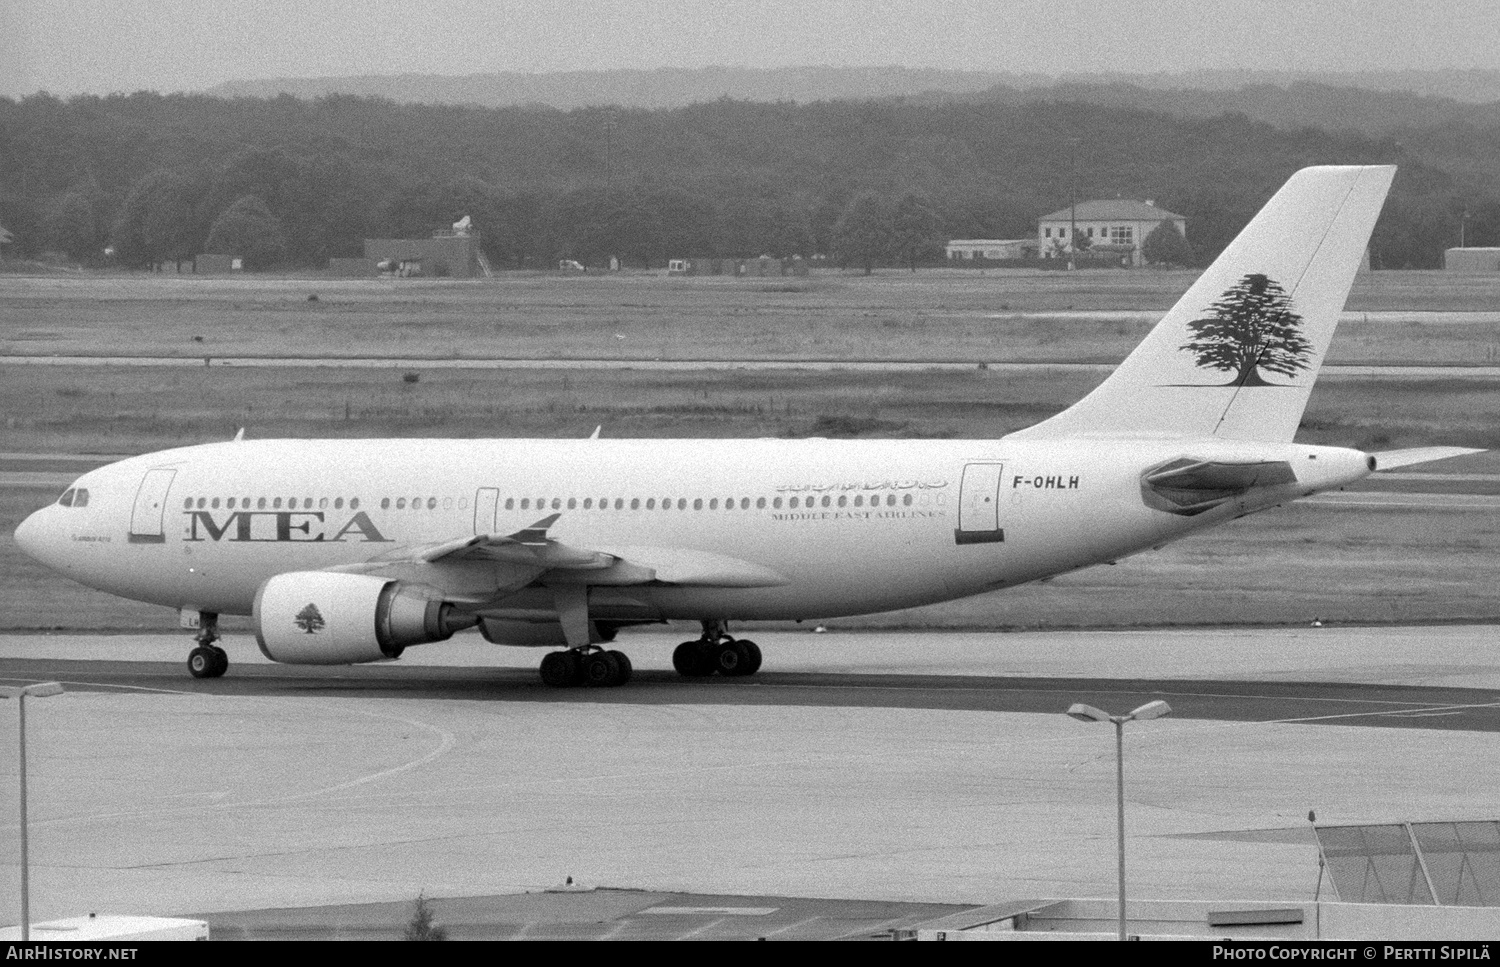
[181,492,927,514]
[501,493,916,511]
[186,496,362,511]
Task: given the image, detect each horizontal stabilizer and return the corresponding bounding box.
[1371,447,1485,471]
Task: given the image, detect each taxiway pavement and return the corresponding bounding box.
[1,625,1496,926]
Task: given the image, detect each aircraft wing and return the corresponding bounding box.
[328,514,787,601]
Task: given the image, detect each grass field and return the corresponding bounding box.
[6,269,1500,365]
[4,268,1499,633]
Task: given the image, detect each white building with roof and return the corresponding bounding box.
[1037,199,1186,267]
[944,238,1035,262]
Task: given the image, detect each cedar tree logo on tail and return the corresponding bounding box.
[1180,273,1313,386]
[294,603,325,634]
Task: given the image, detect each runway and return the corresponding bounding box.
[2,625,1498,934]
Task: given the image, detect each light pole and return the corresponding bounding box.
[4,682,64,941]
[1066,699,1171,941]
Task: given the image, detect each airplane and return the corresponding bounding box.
[13,165,1478,687]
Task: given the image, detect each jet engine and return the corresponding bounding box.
[254,571,477,665]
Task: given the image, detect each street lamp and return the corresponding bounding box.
[4,682,64,941]
[1066,699,1171,941]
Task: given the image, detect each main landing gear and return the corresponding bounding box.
[672,620,762,679]
[539,646,633,688]
[186,612,228,679]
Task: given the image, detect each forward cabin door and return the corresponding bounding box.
[129,468,177,544]
[474,487,499,536]
[955,462,1005,545]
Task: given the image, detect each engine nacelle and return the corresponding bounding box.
[254,571,476,665]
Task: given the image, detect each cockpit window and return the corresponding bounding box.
[56,487,90,508]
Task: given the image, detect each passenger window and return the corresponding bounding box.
[903,494,913,506]
[660,497,671,510]
[693,498,703,510]
[741,498,750,510]
[228,498,237,509]
[772,497,781,508]
[583,498,593,509]
[397,498,407,509]
[646,498,656,510]
[351,498,361,510]
[837,496,847,508]
[821,496,831,508]
[551,498,561,510]
[630,498,640,510]
[505,498,515,510]
[709,498,718,510]
[757,497,766,509]
[567,498,577,510]
[789,497,799,509]
[381,498,391,509]
[334,497,344,509]
[183,497,193,510]
[615,498,624,510]
[258,497,267,509]
[427,498,437,510]
[520,498,530,510]
[211,497,220,509]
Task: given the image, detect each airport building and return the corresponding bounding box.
[362,216,493,278]
[1444,247,1500,271]
[944,239,1035,262]
[1037,199,1187,267]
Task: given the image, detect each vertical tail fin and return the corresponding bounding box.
[1011,165,1396,442]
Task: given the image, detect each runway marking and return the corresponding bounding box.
[16,678,459,833]
[1264,700,1500,726]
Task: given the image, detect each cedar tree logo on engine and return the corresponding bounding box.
[294,603,325,634]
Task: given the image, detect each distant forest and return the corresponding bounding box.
[2,84,1499,271]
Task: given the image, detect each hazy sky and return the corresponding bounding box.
[4,0,1499,99]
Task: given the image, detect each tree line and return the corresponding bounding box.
[2,91,1497,271]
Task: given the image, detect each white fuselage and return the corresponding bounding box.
[15,435,1372,627]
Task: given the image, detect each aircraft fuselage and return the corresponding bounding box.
[16,435,1372,625]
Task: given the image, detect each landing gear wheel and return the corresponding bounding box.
[540,650,582,688]
[606,650,633,685]
[714,641,745,676]
[673,641,714,677]
[187,646,225,679]
[733,639,762,676]
[582,650,621,686]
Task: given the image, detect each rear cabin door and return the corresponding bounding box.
[129,468,177,544]
[955,462,1005,545]
[474,487,499,536]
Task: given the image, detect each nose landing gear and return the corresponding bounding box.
[186,612,228,679]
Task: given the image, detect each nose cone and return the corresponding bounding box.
[14,506,54,567]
